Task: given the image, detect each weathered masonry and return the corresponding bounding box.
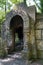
[1,3,43,59]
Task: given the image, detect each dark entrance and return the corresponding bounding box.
[9,15,23,52]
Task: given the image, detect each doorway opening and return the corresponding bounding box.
[9,15,24,53]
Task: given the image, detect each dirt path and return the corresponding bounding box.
[0,52,43,65]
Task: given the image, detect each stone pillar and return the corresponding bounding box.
[22,17,29,60]
[29,18,37,59]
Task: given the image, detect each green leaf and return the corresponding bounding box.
[10,0,17,3]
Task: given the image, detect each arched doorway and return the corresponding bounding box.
[1,8,29,56]
[9,15,24,52]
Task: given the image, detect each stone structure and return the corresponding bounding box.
[35,14,43,59]
[1,3,43,59]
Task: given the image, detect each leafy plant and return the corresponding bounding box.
[33,0,43,13]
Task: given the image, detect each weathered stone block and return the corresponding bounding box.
[36,30,41,39]
[36,21,43,29]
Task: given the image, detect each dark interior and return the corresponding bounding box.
[9,15,24,52]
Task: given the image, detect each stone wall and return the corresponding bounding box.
[35,13,43,58]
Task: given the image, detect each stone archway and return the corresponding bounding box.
[1,6,29,54]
